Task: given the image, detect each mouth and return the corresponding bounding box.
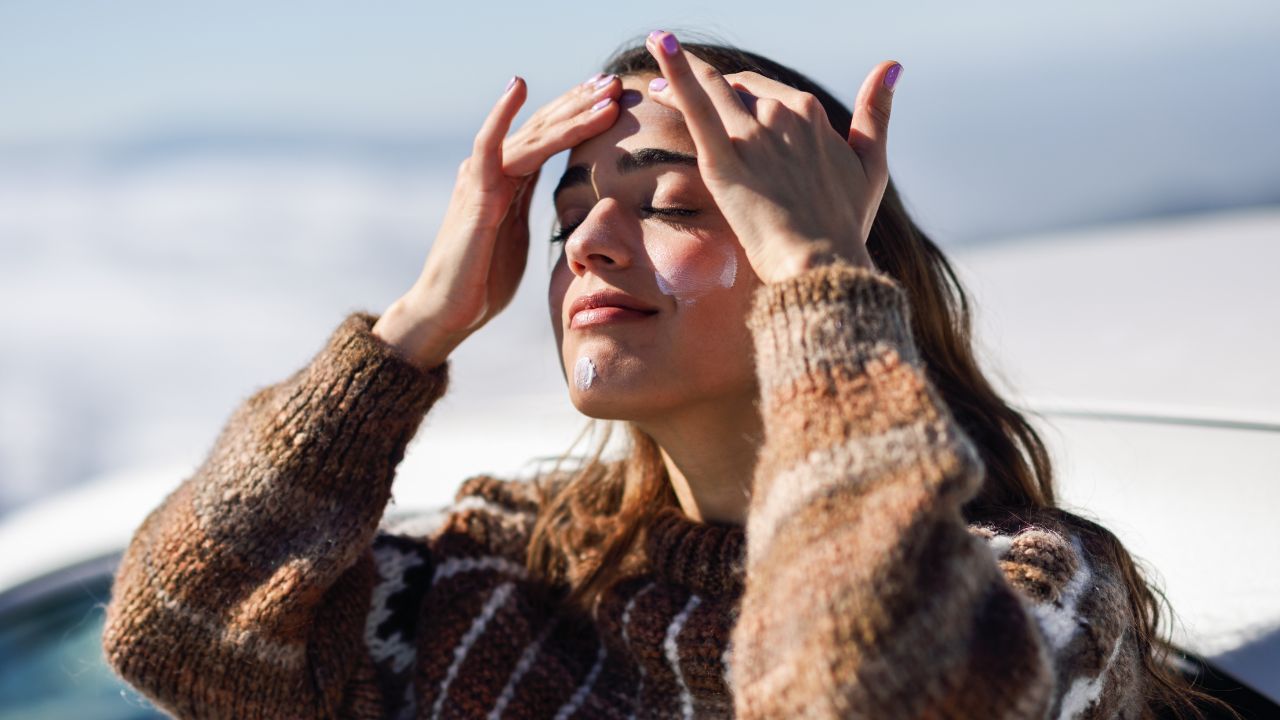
[569,289,659,330]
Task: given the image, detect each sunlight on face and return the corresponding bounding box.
[547,75,762,423]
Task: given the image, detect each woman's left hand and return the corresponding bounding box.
[643,31,900,283]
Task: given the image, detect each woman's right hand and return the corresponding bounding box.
[374,73,623,370]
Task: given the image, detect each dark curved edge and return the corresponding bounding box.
[0,551,123,617]
[1162,648,1280,718]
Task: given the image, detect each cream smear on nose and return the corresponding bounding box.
[652,243,737,305]
[574,356,597,390]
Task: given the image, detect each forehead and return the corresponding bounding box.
[565,75,695,167]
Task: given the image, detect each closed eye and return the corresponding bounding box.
[550,206,701,245]
[549,220,581,245]
[642,206,702,235]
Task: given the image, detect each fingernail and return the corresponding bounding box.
[592,97,612,112]
[660,33,680,56]
[884,63,902,91]
[582,71,605,87]
[649,77,668,93]
[505,76,518,93]
[592,73,616,90]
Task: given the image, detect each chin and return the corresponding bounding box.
[568,388,650,422]
[565,373,678,423]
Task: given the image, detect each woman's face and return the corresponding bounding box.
[548,74,763,422]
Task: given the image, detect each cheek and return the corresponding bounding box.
[548,261,571,343]
[648,236,739,305]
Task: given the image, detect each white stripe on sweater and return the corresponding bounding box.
[721,637,735,695]
[622,582,657,720]
[432,555,529,584]
[621,581,657,653]
[1057,633,1123,719]
[487,620,557,720]
[1030,536,1092,653]
[553,640,608,720]
[147,582,304,669]
[748,423,956,562]
[985,533,1015,560]
[430,582,515,720]
[365,541,426,672]
[665,594,703,720]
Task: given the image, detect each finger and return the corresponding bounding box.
[497,169,539,239]
[723,71,828,123]
[513,169,540,224]
[847,61,901,173]
[643,31,748,160]
[522,71,621,128]
[473,75,529,181]
[502,79,621,177]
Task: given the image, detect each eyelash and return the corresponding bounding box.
[550,206,700,244]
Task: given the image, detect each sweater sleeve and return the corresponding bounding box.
[102,311,450,720]
[729,261,1144,719]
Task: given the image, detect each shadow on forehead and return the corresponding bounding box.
[619,89,645,109]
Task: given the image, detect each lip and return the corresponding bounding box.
[569,289,659,329]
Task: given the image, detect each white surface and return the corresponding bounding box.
[954,207,1280,699]
[953,206,1280,421]
[1031,414,1278,694]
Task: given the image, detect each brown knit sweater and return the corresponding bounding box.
[102,262,1146,719]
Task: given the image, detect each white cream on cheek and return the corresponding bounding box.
[574,355,597,390]
[651,239,737,305]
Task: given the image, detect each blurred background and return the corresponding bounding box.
[1,0,1279,715]
[3,0,1278,516]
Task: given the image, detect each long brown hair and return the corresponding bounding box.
[527,35,1228,719]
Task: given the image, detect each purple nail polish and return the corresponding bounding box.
[592,97,612,112]
[649,77,668,93]
[884,64,902,90]
[505,76,517,93]
[660,33,679,56]
[592,74,616,90]
[648,29,666,42]
[582,71,605,87]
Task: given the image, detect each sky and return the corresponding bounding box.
[3,1,1278,243]
[1,2,1276,137]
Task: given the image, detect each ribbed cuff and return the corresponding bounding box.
[747,261,918,396]
[308,310,451,427]
[255,311,451,503]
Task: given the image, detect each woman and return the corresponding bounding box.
[103,31,1212,719]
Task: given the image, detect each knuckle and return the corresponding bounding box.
[695,64,722,84]
[740,124,768,147]
[867,98,894,127]
[522,130,545,149]
[757,98,785,122]
[797,92,824,116]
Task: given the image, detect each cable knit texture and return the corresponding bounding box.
[103,264,1145,719]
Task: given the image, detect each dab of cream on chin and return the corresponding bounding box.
[574,356,597,391]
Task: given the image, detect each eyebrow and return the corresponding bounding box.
[553,148,698,202]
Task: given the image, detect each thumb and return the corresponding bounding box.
[847,61,901,174]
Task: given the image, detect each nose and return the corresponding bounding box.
[563,198,635,278]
